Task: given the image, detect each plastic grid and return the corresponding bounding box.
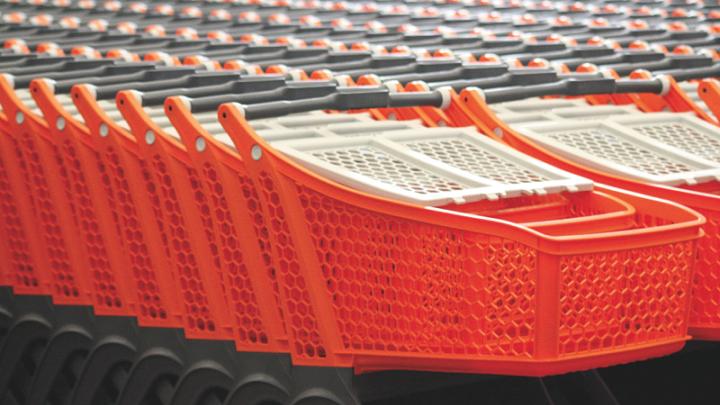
[297,185,537,357]
[15,130,80,302]
[198,162,269,346]
[187,166,223,272]
[516,120,720,186]
[101,146,170,324]
[256,170,326,359]
[275,128,592,205]
[558,241,693,356]
[549,128,696,176]
[403,137,550,185]
[237,173,286,335]
[146,154,217,335]
[0,146,39,290]
[689,209,720,329]
[0,0,712,376]
[310,145,469,195]
[621,114,720,164]
[60,139,124,312]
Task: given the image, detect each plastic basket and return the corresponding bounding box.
[150,99,702,376]
[449,87,720,340]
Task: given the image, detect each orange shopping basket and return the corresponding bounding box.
[150,86,704,376]
[0,64,704,376]
[390,74,720,340]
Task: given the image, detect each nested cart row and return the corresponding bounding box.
[1,0,720,404]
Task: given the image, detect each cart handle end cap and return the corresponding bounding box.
[656,74,672,96]
[464,86,485,101]
[333,74,352,87]
[384,80,401,93]
[436,86,453,109]
[82,84,98,100]
[37,78,56,94]
[123,89,143,106]
[227,102,246,118]
[175,95,191,112]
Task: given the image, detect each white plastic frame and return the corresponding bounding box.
[272,127,592,206]
[515,119,720,186]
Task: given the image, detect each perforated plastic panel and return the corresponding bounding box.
[255,170,326,360]
[100,147,172,325]
[310,145,470,195]
[402,137,550,184]
[516,120,720,186]
[59,138,124,312]
[15,131,80,301]
[296,185,538,357]
[0,148,39,290]
[197,162,269,346]
[558,241,693,355]
[274,127,592,205]
[549,129,694,175]
[613,113,720,164]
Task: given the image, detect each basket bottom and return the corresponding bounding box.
[351,339,689,377]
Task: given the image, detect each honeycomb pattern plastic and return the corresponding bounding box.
[145,154,218,335]
[257,170,326,360]
[14,130,80,302]
[59,138,125,312]
[196,162,269,346]
[237,173,285,336]
[101,146,173,325]
[550,129,695,175]
[297,186,537,357]
[0,147,39,291]
[691,209,720,327]
[558,241,693,355]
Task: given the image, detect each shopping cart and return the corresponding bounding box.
[0,0,717,403]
